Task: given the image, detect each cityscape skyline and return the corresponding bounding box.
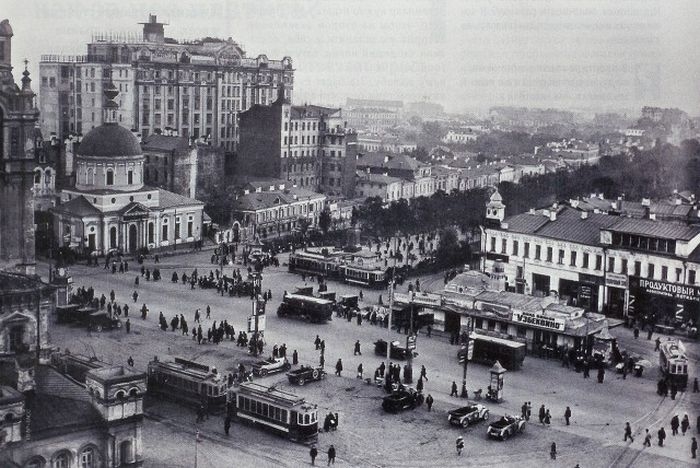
[5,0,700,116]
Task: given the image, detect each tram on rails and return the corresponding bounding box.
[288,250,342,279]
[659,339,689,389]
[227,381,318,443]
[340,263,388,288]
[147,357,229,413]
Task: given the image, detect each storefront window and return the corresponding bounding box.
[474,318,483,329]
[516,326,526,338]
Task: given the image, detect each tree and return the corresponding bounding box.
[297,217,311,240]
[318,208,332,237]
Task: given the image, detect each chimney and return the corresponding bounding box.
[649,213,656,220]
[581,211,589,220]
[675,197,682,205]
[641,198,651,207]
[611,201,618,210]
[549,211,557,221]
[597,193,604,200]
[529,208,536,215]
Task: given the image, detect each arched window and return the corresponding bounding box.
[44,169,52,185]
[86,167,94,185]
[34,169,42,184]
[79,446,96,468]
[52,451,71,468]
[106,169,114,185]
[129,388,138,397]
[116,390,126,400]
[24,456,46,468]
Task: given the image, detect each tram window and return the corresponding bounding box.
[281,409,287,422]
[311,412,316,422]
[298,413,303,424]
[304,414,310,424]
[256,401,262,414]
[274,407,281,420]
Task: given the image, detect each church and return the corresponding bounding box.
[51,78,205,256]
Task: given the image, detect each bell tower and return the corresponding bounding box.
[0,19,39,275]
[485,188,505,227]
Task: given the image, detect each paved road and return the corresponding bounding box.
[42,250,699,467]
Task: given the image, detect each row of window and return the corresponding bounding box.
[238,396,288,423]
[285,121,318,132]
[490,236,698,284]
[284,135,320,146]
[22,446,99,468]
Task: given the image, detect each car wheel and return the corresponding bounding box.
[483,411,490,421]
[461,419,470,428]
[260,369,268,376]
[298,378,305,386]
[503,430,510,440]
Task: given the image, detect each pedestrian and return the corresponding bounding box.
[354,340,361,356]
[647,327,653,340]
[310,445,318,465]
[658,427,666,446]
[357,363,363,379]
[127,356,134,367]
[314,335,321,350]
[544,409,551,425]
[206,305,211,319]
[327,445,336,466]
[539,405,546,424]
[125,318,131,333]
[624,422,634,442]
[416,376,424,393]
[643,429,652,447]
[450,381,458,397]
[425,394,433,411]
[527,402,532,421]
[564,406,571,426]
[682,414,690,435]
[550,442,557,460]
[521,402,528,419]
[456,436,464,456]
[693,377,699,393]
[292,349,299,365]
[420,365,428,381]
[671,414,680,435]
[132,291,138,303]
[335,359,343,376]
[633,327,639,339]
[671,382,678,400]
[692,436,697,459]
[224,415,231,436]
[655,337,661,351]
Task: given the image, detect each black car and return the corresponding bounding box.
[382,388,419,413]
[374,339,417,360]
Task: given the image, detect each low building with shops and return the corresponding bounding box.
[480,191,700,326]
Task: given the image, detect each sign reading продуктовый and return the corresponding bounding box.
[631,276,700,303]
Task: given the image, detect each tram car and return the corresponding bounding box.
[658,339,689,389]
[227,381,318,443]
[147,357,229,413]
[288,250,342,279]
[340,263,388,288]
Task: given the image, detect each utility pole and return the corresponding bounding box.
[461,317,474,398]
[405,291,414,384]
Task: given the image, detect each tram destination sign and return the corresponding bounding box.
[631,276,700,303]
[512,312,565,331]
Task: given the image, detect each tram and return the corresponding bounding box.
[227,381,318,443]
[289,250,342,279]
[147,357,229,413]
[659,339,689,389]
[340,263,388,288]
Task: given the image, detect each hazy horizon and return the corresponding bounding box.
[5,0,700,116]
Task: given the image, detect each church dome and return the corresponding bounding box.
[78,123,142,158]
[489,189,503,203]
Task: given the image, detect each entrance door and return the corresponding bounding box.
[9,325,25,352]
[128,224,138,253]
[444,311,461,335]
[88,233,96,252]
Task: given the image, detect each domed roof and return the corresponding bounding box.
[0,20,13,37]
[78,123,142,158]
[489,189,503,202]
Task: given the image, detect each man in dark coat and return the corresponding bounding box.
[425,394,434,411]
[309,445,318,465]
[564,407,572,425]
[539,405,546,424]
[327,445,336,465]
[671,414,680,435]
[658,426,666,446]
[335,359,343,376]
[450,381,458,397]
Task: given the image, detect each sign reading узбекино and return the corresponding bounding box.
[631,276,700,303]
[512,312,565,331]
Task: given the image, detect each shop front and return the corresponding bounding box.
[605,273,629,318]
[629,276,700,326]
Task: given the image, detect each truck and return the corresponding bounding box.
[277,293,334,323]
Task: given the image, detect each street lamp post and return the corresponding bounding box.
[460,316,474,398]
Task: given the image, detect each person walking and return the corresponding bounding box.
[127,356,134,367]
[682,414,690,436]
[125,318,131,333]
[426,394,434,411]
[335,359,343,376]
[655,337,661,351]
[550,442,557,460]
[643,429,652,447]
[206,305,211,319]
[671,414,680,436]
[539,405,546,424]
[658,427,666,446]
[456,436,464,456]
[450,381,458,397]
[693,377,699,393]
[544,409,551,426]
[420,365,428,381]
[224,415,231,436]
[315,335,321,350]
[327,445,336,465]
[357,363,363,379]
[354,340,361,356]
[564,406,571,426]
[624,422,634,442]
[309,445,318,465]
[691,436,697,459]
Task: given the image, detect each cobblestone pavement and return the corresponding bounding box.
[41,250,699,467]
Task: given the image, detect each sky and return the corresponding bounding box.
[4,0,700,116]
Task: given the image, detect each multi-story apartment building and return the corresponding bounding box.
[237,92,357,197]
[481,192,700,325]
[39,15,294,153]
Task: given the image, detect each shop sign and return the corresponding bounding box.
[393,292,442,308]
[480,302,512,319]
[512,311,565,331]
[606,273,629,289]
[631,276,700,303]
[486,252,509,263]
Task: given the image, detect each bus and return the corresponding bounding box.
[458,333,526,370]
[147,357,229,413]
[340,263,388,288]
[277,293,335,323]
[227,381,318,443]
[289,250,342,279]
[659,339,689,389]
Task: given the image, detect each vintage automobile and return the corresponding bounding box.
[374,339,417,360]
[487,415,526,440]
[252,357,291,377]
[381,387,420,413]
[447,404,490,428]
[286,365,326,386]
[86,311,122,332]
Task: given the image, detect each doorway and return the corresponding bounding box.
[128,224,138,253]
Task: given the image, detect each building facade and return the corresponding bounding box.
[39,15,294,153]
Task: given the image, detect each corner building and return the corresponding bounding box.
[39,15,294,153]
[481,192,700,325]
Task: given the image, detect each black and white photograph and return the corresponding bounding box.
[0,1,698,466]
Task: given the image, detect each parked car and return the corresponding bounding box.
[487,415,525,440]
[448,404,490,428]
[87,311,121,332]
[382,387,419,413]
[374,339,417,360]
[286,365,326,386]
[252,357,291,377]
